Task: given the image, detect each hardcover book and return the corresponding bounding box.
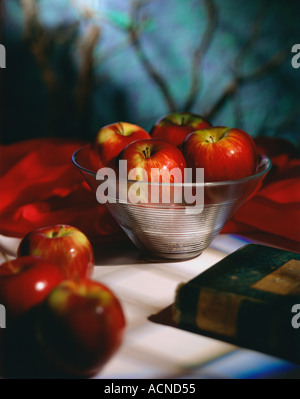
[173,244,300,364]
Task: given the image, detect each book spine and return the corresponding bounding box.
[173,285,300,363]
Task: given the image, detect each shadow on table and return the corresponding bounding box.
[93,238,190,266]
[149,305,300,379]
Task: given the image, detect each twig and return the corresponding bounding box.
[183,0,217,111]
[204,78,239,120]
[243,49,289,81]
[128,0,177,112]
[233,0,269,74]
[21,0,59,94]
[204,0,289,121]
[204,49,289,120]
[231,0,269,127]
[75,24,100,114]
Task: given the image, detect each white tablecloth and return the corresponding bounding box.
[1,233,299,379]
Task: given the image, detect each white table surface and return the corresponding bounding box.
[1,233,300,379]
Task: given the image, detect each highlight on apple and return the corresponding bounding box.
[95,160,204,207]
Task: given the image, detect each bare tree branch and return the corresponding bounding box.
[21,0,59,94]
[233,0,269,74]
[204,48,289,120]
[204,78,239,120]
[75,24,100,114]
[204,0,289,122]
[183,0,217,111]
[232,0,269,127]
[244,49,289,81]
[204,48,289,121]
[128,0,177,112]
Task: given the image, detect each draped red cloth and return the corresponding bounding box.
[221,137,300,252]
[0,138,123,243]
[0,137,299,251]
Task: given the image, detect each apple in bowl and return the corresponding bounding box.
[93,121,151,167]
[183,127,258,182]
[117,138,186,183]
[150,112,211,148]
[115,138,186,205]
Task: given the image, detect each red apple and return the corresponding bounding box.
[183,127,258,182]
[93,121,151,166]
[35,279,126,377]
[0,255,65,320]
[115,139,186,204]
[150,112,211,147]
[18,224,94,280]
[117,138,186,183]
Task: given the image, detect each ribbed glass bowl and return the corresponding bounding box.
[72,145,272,260]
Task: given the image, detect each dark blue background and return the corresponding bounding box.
[2,0,300,147]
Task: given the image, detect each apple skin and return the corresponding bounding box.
[0,255,65,320]
[93,121,151,166]
[35,279,126,377]
[150,112,211,148]
[17,224,94,280]
[117,138,186,183]
[183,127,258,182]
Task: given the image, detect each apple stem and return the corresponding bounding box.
[117,122,124,135]
[51,225,65,238]
[181,116,185,126]
[207,136,215,143]
[142,146,151,158]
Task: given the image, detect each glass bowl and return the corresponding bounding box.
[72,145,272,260]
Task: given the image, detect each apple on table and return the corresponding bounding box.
[0,255,65,321]
[35,279,126,377]
[183,126,258,182]
[92,121,151,167]
[150,112,211,148]
[0,254,126,378]
[17,224,95,280]
[0,255,66,378]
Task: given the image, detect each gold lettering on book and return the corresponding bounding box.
[251,259,300,295]
[196,288,260,338]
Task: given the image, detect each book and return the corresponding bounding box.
[173,243,300,364]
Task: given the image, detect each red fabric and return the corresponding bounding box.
[0,137,299,251]
[0,138,123,243]
[221,138,300,252]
